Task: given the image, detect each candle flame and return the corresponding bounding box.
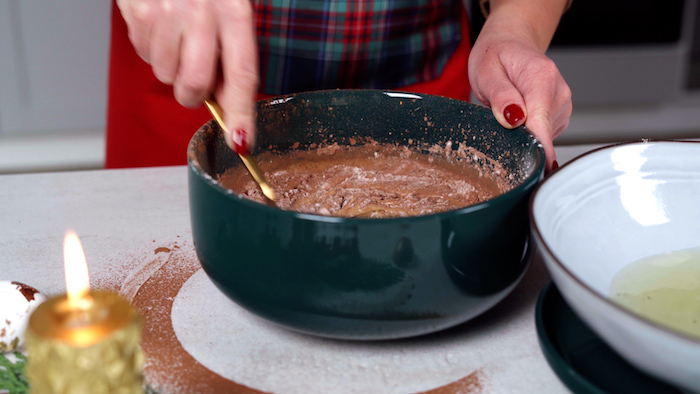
[64,230,90,307]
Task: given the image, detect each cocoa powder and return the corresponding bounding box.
[110,242,488,393]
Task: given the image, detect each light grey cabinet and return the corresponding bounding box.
[0,0,111,136]
[0,0,111,171]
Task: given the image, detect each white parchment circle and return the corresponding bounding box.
[171,269,545,393]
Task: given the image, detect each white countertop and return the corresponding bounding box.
[0,143,601,393]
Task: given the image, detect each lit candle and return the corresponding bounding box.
[25,231,144,393]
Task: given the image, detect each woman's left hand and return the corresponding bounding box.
[468,0,572,172]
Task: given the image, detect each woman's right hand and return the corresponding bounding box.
[117,0,259,154]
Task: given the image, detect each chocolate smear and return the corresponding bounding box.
[11,281,39,302]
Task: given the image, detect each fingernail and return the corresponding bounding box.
[232,129,250,155]
[504,104,525,126]
[552,160,559,170]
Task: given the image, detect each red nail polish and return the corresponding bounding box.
[504,104,525,126]
[552,160,559,170]
[232,129,250,155]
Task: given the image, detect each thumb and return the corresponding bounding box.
[478,71,557,172]
[484,77,527,130]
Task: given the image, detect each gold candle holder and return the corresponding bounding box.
[25,291,144,393]
[24,231,144,393]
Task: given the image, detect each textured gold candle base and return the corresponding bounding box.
[25,292,144,394]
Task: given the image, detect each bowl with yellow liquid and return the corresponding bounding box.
[530,140,700,392]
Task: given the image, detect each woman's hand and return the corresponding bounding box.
[469,0,572,172]
[117,0,259,154]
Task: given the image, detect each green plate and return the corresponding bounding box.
[535,283,683,393]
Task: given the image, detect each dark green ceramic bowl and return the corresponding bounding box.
[188,90,544,340]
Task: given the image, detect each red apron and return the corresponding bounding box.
[105,2,471,169]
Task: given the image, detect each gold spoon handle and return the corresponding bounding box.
[204,100,227,133]
[204,99,277,202]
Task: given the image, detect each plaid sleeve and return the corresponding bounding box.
[254,0,463,95]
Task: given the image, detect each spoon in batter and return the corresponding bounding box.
[204,99,277,202]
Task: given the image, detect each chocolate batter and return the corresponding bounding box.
[218,143,512,218]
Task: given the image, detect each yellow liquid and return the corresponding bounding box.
[609,247,700,339]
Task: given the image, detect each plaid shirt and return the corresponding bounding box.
[253,0,463,95]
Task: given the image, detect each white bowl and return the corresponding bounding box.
[531,140,700,392]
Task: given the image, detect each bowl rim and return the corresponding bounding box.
[188,91,546,223]
[529,138,700,345]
